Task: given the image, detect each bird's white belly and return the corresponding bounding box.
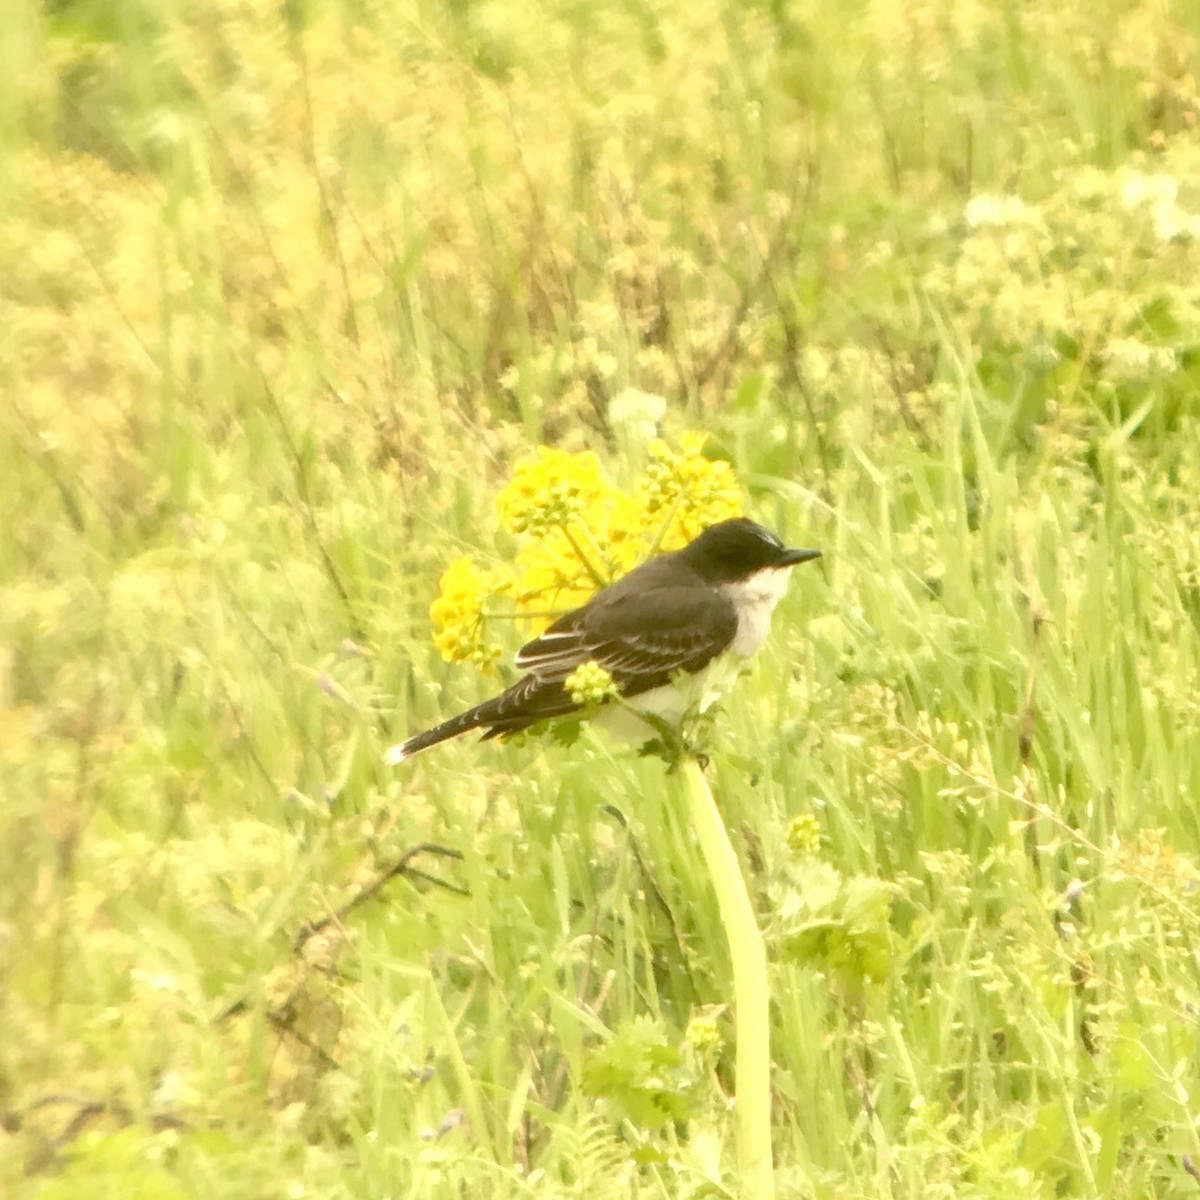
[720,568,792,656]
[597,664,730,743]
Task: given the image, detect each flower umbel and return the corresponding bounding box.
[429,556,504,670]
[496,447,607,537]
[684,1012,722,1058]
[564,661,620,707]
[785,813,822,857]
[639,432,742,547]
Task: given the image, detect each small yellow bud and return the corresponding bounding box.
[685,1014,721,1056]
[564,661,620,707]
[785,813,822,857]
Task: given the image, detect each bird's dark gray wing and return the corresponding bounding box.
[514,586,738,694]
[418,586,738,742]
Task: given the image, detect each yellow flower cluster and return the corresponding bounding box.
[429,556,507,672]
[496,448,607,536]
[564,661,620,707]
[639,432,743,548]
[785,813,822,857]
[428,432,744,671]
[684,1013,722,1056]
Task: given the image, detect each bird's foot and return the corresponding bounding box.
[632,708,715,772]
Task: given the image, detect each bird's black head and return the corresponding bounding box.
[679,518,821,583]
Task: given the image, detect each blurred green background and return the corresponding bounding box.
[3,0,1200,1195]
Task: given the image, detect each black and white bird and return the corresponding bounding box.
[385,517,820,763]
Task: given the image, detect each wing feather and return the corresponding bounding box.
[513,587,737,693]
[460,585,738,739]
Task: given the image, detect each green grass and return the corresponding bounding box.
[4,0,1200,1195]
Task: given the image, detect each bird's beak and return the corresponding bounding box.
[778,547,822,567]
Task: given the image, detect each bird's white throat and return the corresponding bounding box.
[719,565,793,656]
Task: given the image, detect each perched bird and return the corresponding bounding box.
[386,517,820,763]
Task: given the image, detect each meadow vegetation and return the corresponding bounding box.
[3,0,1200,1195]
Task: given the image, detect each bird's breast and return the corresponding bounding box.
[719,568,792,656]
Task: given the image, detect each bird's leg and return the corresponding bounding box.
[627,700,720,771]
[631,710,689,770]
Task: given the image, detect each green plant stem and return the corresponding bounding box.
[559,519,609,589]
[680,757,775,1200]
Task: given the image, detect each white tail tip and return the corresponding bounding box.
[384,742,411,766]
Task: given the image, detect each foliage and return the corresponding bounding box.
[582,1015,704,1133]
[3,0,1200,1196]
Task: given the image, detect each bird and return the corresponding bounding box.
[385,517,821,763]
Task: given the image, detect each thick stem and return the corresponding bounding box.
[680,757,775,1200]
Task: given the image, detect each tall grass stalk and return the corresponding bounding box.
[680,757,774,1199]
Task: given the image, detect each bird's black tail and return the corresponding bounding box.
[384,708,484,764]
[386,673,584,764]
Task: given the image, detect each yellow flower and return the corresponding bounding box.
[429,556,503,670]
[511,532,605,620]
[496,447,609,536]
[564,661,620,707]
[637,431,742,548]
[685,1013,722,1056]
[785,813,822,857]
[495,449,640,632]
